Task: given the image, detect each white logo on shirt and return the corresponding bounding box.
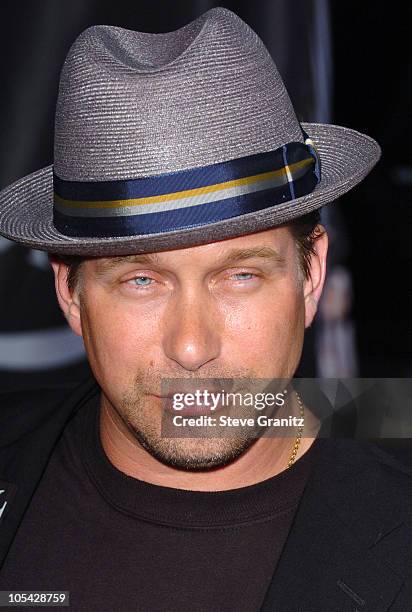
[0,490,7,519]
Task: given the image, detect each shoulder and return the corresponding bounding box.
[315,438,412,494]
[0,378,99,447]
[319,436,412,471]
[0,384,77,414]
[371,439,412,471]
[310,439,412,546]
[0,384,78,426]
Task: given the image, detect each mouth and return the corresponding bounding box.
[151,390,225,416]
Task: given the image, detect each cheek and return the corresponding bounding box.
[80,294,160,389]
[221,285,305,375]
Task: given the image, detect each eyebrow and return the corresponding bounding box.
[94,246,285,275]
[95,253,161,275]
[214,246,286,268]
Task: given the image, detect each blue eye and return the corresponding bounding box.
[232,272,254,281]
[133,276,153,286]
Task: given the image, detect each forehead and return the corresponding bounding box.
[91,226,295,273]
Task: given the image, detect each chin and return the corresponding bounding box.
[130,426,257,472]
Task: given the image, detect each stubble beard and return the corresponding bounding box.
[116,374,260,472]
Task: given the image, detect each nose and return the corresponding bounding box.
[162,290,221,372]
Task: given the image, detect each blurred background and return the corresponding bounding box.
[0,0,411,391]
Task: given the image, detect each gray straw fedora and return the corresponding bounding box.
[0,7,381,256]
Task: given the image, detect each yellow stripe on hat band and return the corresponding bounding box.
[54,157,314,210]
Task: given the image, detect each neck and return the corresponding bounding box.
[99,394,320,492]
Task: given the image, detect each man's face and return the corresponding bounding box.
[53,226,327,470]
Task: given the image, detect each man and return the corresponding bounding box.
[0,7,411,611]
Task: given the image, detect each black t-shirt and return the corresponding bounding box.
[0,394,322,611]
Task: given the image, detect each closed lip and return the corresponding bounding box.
[154,390,222,398]
[152,379,234,398]
[151,392,224,415]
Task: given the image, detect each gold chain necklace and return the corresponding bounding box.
[286,390,304,469]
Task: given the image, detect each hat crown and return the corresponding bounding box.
[54,7,303,181]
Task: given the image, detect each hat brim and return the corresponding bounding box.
[0,123,381,256]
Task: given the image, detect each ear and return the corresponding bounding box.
[303,227,328,328]
[49,257,83,337]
